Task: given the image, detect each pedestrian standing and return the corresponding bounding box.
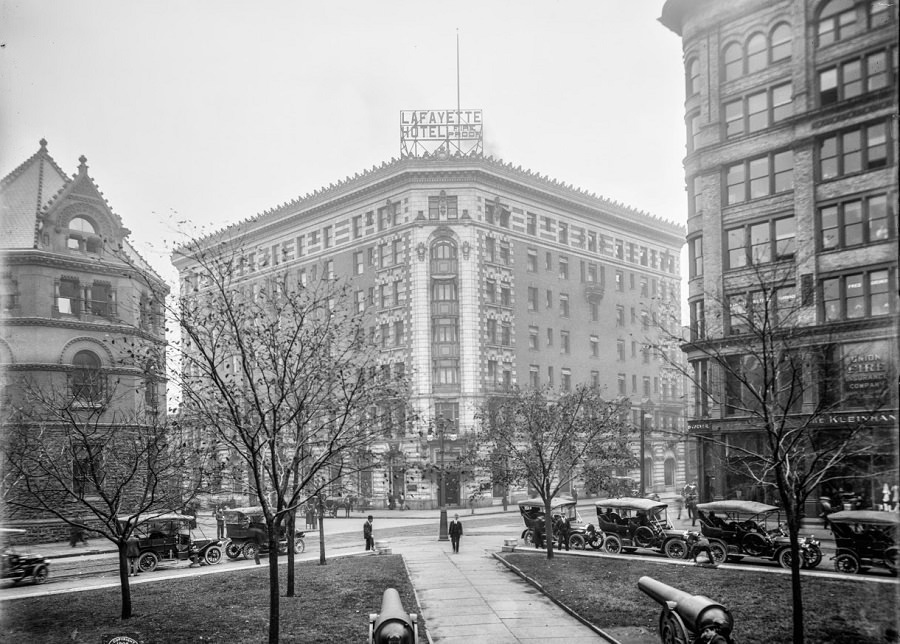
[345,497,352,518]
[683,480,698,526]
[533,516,545,549]
[310,504,318,529]
[216,506,226,539]
[69,519,88,548]
[448,513,463,553]
[248,525,266,565]
[126,536,141,576]
[363,515,374,551]
[557,514,571,551]
[675,494,684,521]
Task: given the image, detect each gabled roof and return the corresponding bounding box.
[0,139,69,249]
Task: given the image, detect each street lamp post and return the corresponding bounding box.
[438,423,448,541]
[639,399,653,497]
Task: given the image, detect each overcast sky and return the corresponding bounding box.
[1,1,687,283]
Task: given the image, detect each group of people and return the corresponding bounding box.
[678,480,699,526]
[531,514,573,551]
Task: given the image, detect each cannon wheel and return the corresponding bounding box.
[778,547,803,569]
[708,540,728,565]
[225,541,243,559]
[604,534,622,555]
[664,538,688,560]
[834,553,859,574]
[204,545,223,565]
[293,538,305,554]
[138,551,159,573]
[658,607,691,644]
[242,542,259,561]
[32,565,49,585]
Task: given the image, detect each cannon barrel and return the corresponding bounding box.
[369,588,418,644]
[638,576,733,636]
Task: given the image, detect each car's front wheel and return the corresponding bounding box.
[522,529,534,546]
[804,544,822,569]
[664,539,688,560]
[709,541,728,565]
[32,565,49,584]
[778,548,803,570]
[204,546,223,565]
[834,553,859,574]
[568,534,586,550]
[138,551,159,573]
[225,542,242,559]
[293,538,305,554]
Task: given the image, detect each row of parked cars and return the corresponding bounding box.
[517,496,898,576]
[2,506,308,585]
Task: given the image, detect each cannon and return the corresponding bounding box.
[368,588,418,644]
[638,576,734,644]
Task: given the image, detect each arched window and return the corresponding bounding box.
[818,0,857,47]
[664,458,676,487]
[723,42,743,81]
[68,217,96,234]
[686,58,701,96]
[746,33,767,73]
[770,23,792,62]
[431,239,458,275]
[72,350,103,402]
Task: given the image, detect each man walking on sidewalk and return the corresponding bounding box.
[449,513,463,553]
[363,515,374,551]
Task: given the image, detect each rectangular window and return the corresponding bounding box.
[352,215,362,239]
[546,327,553,347]
[529,326,539,350]
[559,222,568,244]
[529,365,540,388]
[590,335,599,357]
[501,323,511,346]
[57,277,81,315]
[527,287,538,312]
[499,241,510,265]
[500,286,511,306]
[561,369,572,392]
[394,321,404,345]
[354,251,364,275]
[724,82,792,138]
[726,150,793,204]
[485,237,496,263]
[688,236,703,278]
[617,373,626,395]
[545,252,553,271]
[559,293,570,318]
[616,305,625,327]
[527,249,538,272]
[587,231,597,252]
[819,120,890,179]
[527,213,537,235]
[726,215,795,268]
[559,257,569,280]
[821,269,893,321]
[617,339,625,361]
[591,301,599,322]
[690,299,706,341]
[821,193,891,250]
[487,319,497,344]
[819,48,895,106]
[615,271,624,292]
[560,330,570,354]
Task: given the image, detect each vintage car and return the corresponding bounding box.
[223,506,306,560]
[828,510,898,575]
[119,513,224,572]
[695,500,821,569]
[1,528,49,585]
[518,497,602,550]
[594,497,689,558]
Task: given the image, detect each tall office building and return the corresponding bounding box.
[174,144,686,509]
[660,0,898,508]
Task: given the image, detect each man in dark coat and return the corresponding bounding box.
[363,515,374,551]
[556,514,571,551]
[448,513,463,553]
[248,525,266,565]
[126,536,141,576]
[533,516,545,549]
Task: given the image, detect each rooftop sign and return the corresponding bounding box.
[400,109,483,158]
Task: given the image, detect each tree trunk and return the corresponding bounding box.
[544,500,554,560]
[267,527,280,644]
[786,503,805,643]
[118,546,133,619]
[286,508,296,597]
[318,495,327,565]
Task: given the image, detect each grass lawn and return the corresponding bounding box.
[1,555,423,644]
[502,553,900,644]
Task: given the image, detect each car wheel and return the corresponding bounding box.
[32,565,49,584]
[242,542,259,561]
[804,545,822,569]
[834,553,859,574]
[709,541,728,565]
[225,542,242,559]
[138,551,158,573]
[293,538,305,554]
[742,532,767,557]
[604,534,622,555]
[203,546,223,565]
[568,534,586,550]
[664,539,688,560]
[634,526,654,548]
[523,529,534,546]
[778,548,802,569]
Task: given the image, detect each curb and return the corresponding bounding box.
[492,550,622,644]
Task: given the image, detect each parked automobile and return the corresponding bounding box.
[118,513,224,572]
[694,500,821,569]
[1,528,49,585]
[828,510,898,575]
[517,497,601,550]
[223,506,306,560]
[594,497,689,558]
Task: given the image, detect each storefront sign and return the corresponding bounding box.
[843,341,891,400]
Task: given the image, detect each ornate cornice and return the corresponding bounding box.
[0,316,166,344]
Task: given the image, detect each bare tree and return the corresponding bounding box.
[475,385,634,559]
[656,262,896,643]
[1,373,200,619]
[172,233,405,644]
